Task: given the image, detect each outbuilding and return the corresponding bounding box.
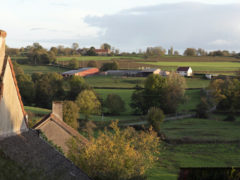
[176,67,193,77]
[62,67,99,77]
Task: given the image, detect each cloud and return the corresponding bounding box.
[84,2,240,52]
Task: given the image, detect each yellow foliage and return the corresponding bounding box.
[67,121,160,180]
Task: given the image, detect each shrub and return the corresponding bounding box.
[63,101,79,129]
[224,115,236,122]
[87,61,97,67]
[147,107,164,132]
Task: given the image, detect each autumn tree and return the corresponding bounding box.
[75,90,101,120]
[63,101,79,130]
[145,46,166,57]
[67,121,160,180]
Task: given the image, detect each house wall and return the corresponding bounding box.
[0,30,28,138]
[0,58,28,137]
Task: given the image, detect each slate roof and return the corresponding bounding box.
[0,130,91,180]
[176,67,191,71]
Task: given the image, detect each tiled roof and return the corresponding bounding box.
[95,49,109,53]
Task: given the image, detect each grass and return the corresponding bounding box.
[141,61,240,72]
[148,143,240,180]
[161,114,240,141]
[86,76,145,88]
[24,106,51,115]
[86,76,209,89]
[56,55,143,61]
[20,65,67,74]
[178,89,201,112]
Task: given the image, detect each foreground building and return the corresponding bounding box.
[0,30,91,180]
[34,102,88,154]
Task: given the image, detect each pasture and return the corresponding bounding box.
[56,55,143,61]
[141,61,240,72]
[20,65,67,74]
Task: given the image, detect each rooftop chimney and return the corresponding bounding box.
[52,101,63,121]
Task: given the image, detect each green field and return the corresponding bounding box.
[86,76,210,89]
[24,106,51,115]
[141,61,240,72]
[148,143,240,180]
[20,65,67,74]
[56,56,143,61]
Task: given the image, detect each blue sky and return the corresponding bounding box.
[1,0,240,52]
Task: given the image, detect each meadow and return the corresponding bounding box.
[20,65,67,74]
[56,55,143,61]
[141,61,240,72]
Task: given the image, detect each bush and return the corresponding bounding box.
[104,94,125,115]
[224,115,236,122]
[67,121,160,180]
[147,107,164,132]
[100,61,119,71]
[196,97,210,118]
[87,61,97,67]
[68,58,79,69]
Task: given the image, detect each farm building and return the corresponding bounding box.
[105,70,140,76]
[176,67,193,77]
[62,67,99,77]
[95,49,111,55]
[138,68,161,77]
[33,102,88,154]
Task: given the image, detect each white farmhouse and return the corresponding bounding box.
[176,67,193,77]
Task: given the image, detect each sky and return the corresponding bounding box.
[1,0,240,52]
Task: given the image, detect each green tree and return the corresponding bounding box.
[75,90,101,120]
[63,101,79,130]
[196,97,210,118]
[86,47,97,56]
[67,121,160,180]
[68,76,89,100]
[100,61,119,71]
[147,107,164,132]
[68,58,79,69]
[17,74,35,105]
[35,73,65,108]
[104,94,125,115]
[184,48,197,56]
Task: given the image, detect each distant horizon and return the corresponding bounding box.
[2,0,240,52]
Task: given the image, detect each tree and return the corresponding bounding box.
[63,101,79,130]
[17,74,35,105]
[131,73,186,114]
[72,43,79,50]
[75,90,101,120]
[67,121,160,180]
[100,43,111,50]
[86,47,97,56]
[147,107,164,132]
[196,97,210,118]
[87,61,97,67]
[35,73,65,108]
[12,61,24,76]
[184,48,197,56]
[168,46,173,56]
[145,46,166,57]
[100,61,119,71]
[104,94,125,115]
[174,50,180,56]
[68,76,89,100]
[68,58,79,69]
